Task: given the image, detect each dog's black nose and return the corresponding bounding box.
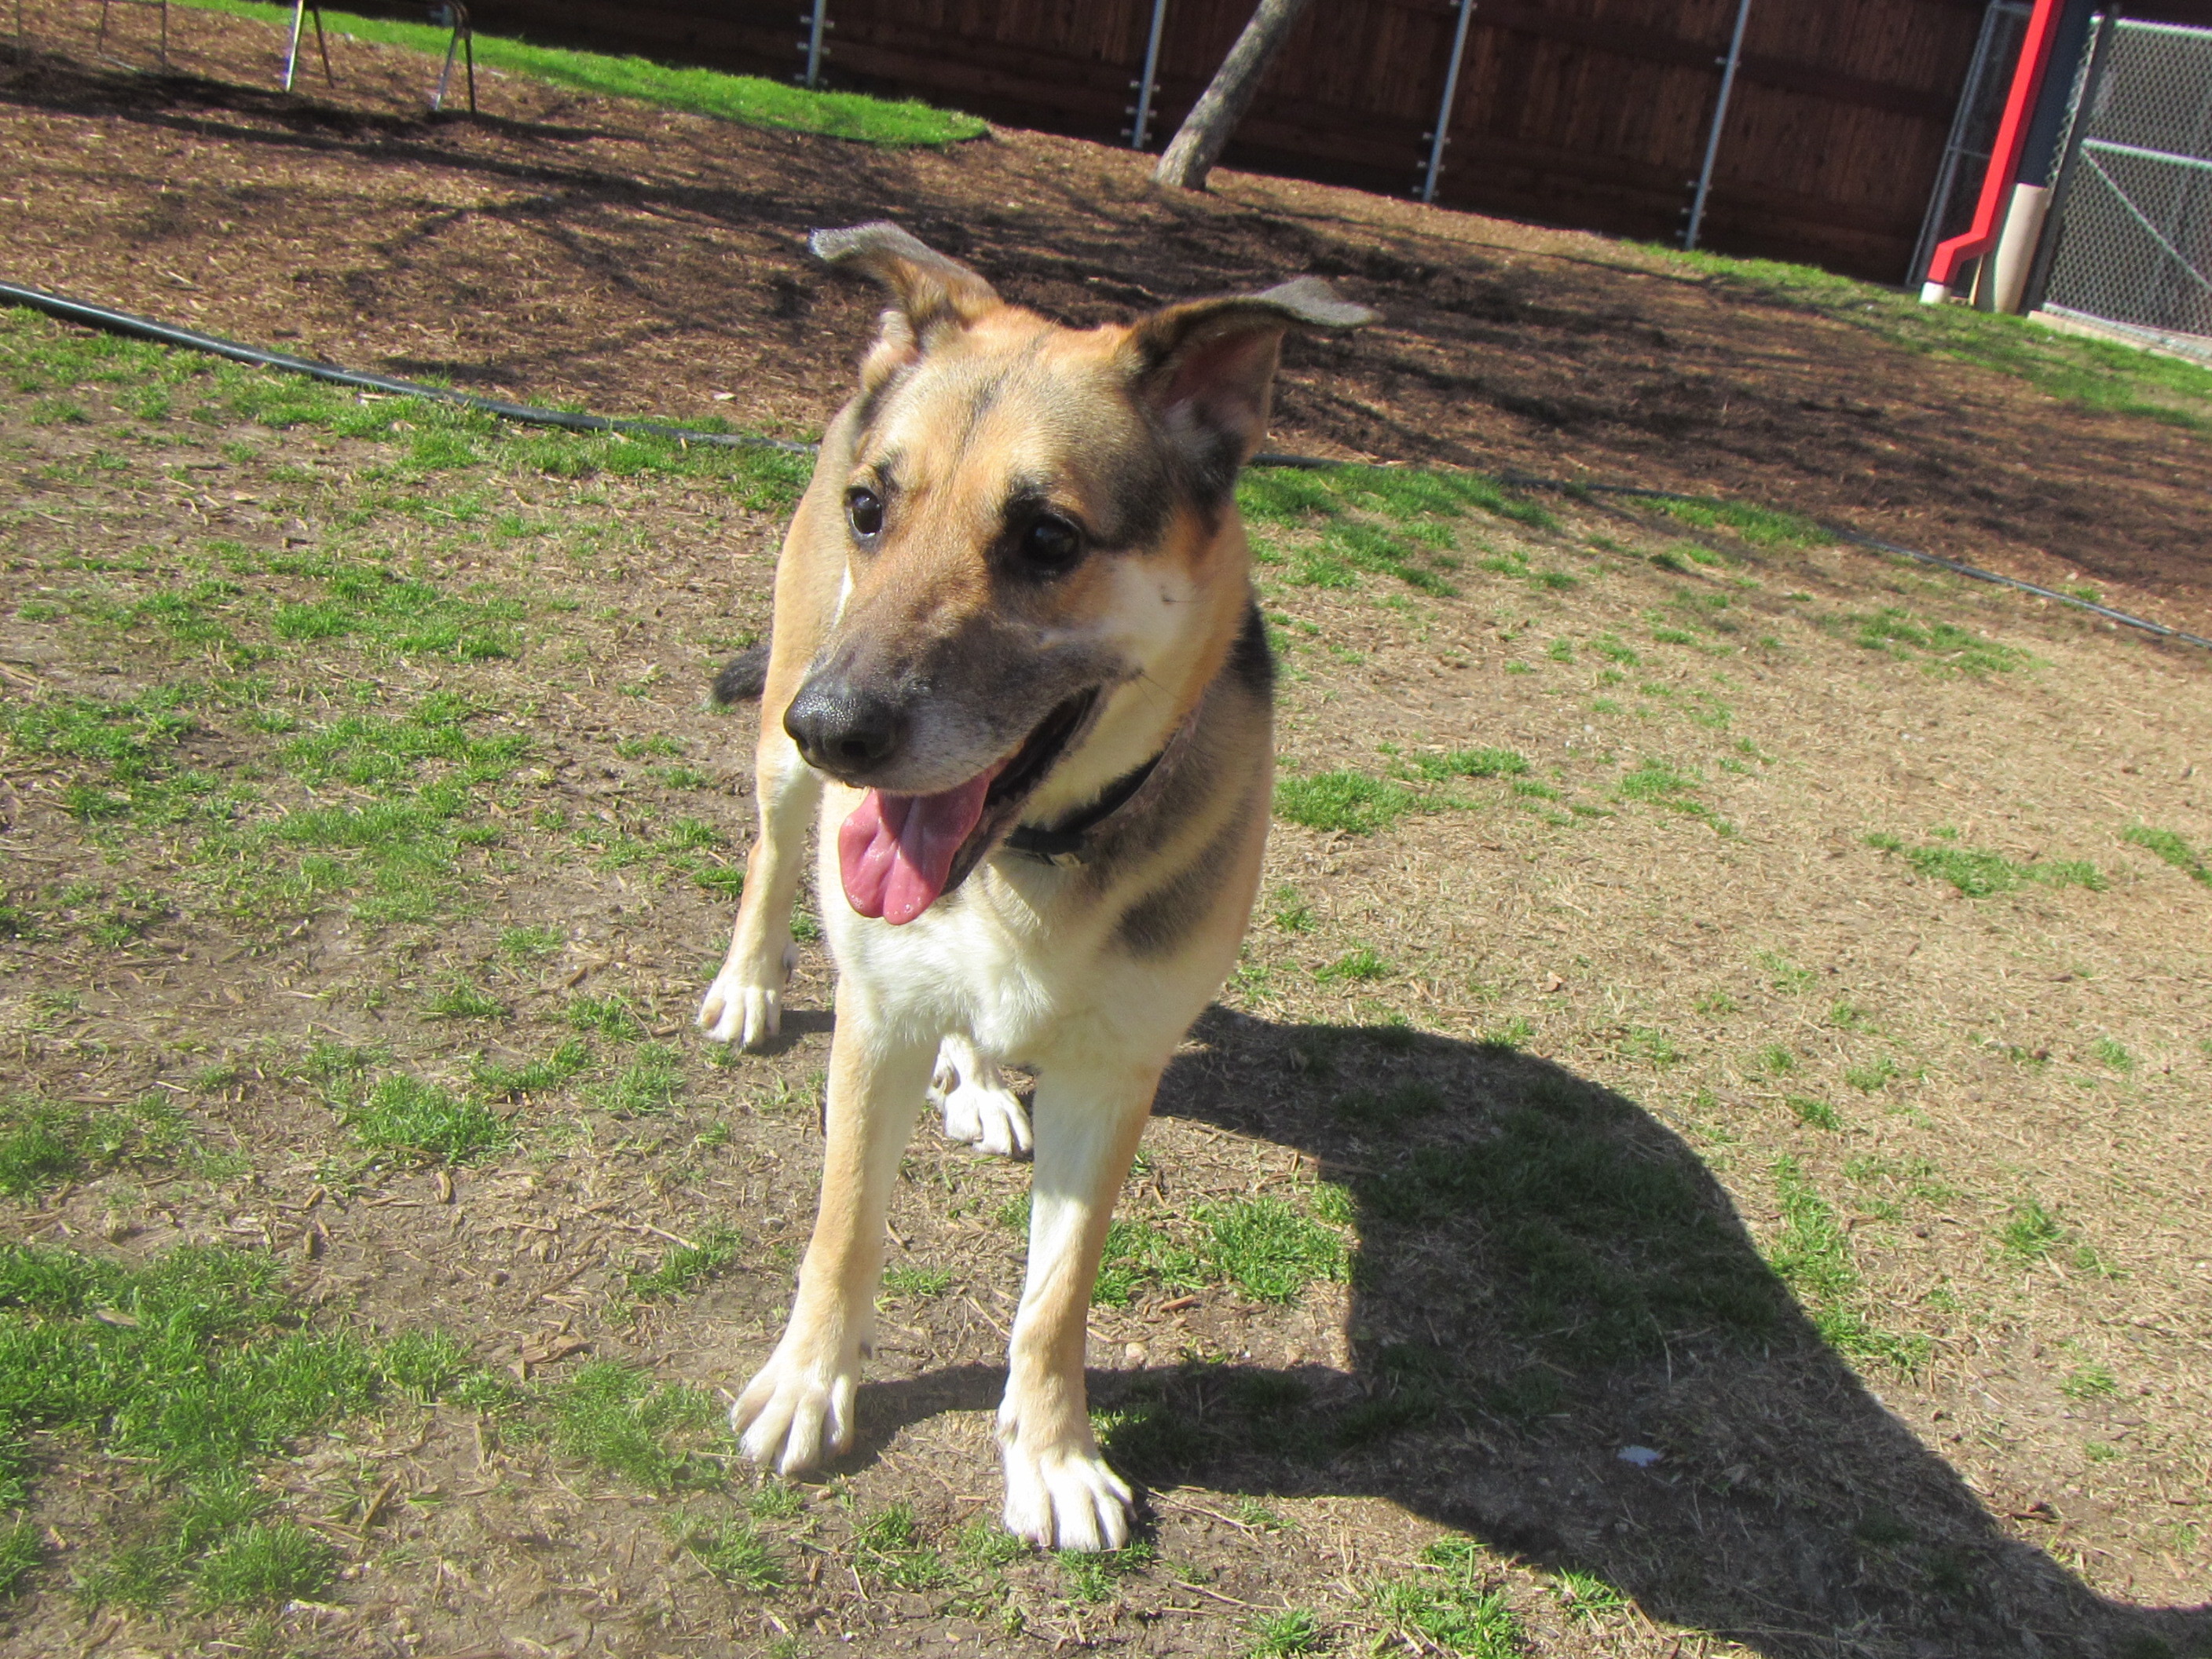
[785,679,905,774]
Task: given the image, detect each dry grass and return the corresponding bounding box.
[2,18,2210,1657]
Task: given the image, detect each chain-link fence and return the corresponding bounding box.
[2039,17,2212,359]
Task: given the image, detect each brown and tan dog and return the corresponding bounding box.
[697,223,1372,1550]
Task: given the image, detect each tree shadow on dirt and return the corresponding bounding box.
[860,1007,2210,1659]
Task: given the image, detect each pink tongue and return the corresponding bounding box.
[837,768,999,925]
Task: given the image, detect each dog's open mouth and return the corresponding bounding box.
[837,689,1100,925]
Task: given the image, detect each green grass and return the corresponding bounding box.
[1786,1094,1840,1131]
[1994,1197,2111,1276]
[1615,756,1730,833]
[342,1074,513,1165]
[499,924,565,958]
[187,1522,338,1612]
[0,1243,475,1608]
[668,1511,782,1591]
[2,306,815,510]
[881,1262,954,1301]
[1313,522,1460,596]
[1767,1157,1925,1369]
[1843,1056,1901,1093]
[0,683,206,823]
[0,1093,192,1196]
[1551,1567,1629,1621]
[1672,245,2212,430]
[176,0,985,144]
[1370,1537,1522,1657]
[1848,609,2031,675]
[0,1520,40,1598]
[1756,950,1816,994]
[2122,825,2210,887]
[1092,1220,1203,1308]
[1333,1079,1444,1125]
[855,1504,951,1591]
[1275,769,1419,834]
[566,993,646,1040]
[2060,1363,2119,1402]
[472,1037,591,1097]
[1199,1197,1349,1304]
[1239,463,1555,531]
[1863,832,2104,898]
[423,979,506,1020]
[550,1361,724,1489]
[628,1226,742,1302]
[1315,947,1392,983]
[1644,494,1827,548]
[1243,1606,1324,1657]
[588,1042,685,1116]
[1402,746,1529,782]
[1058,1540,1153,1602]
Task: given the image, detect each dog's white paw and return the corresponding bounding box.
[732,1344,858,1475]
[1000,1435,1134,1553]
[696,942,798,1050]
[931,1064,1031,1158]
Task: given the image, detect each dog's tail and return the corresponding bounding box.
[711,639,771,707]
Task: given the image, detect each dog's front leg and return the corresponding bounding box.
[997,1060,1159,1552]
[734,991,933,1472]
[698,730,820,1049]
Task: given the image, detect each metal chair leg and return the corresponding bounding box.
[282,0,305,90]
[312,2,331,85]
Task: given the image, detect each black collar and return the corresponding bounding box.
[1002,745,1170,864]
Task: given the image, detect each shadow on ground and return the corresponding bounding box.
[855,1009,2210,1659]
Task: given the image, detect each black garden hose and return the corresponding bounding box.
[6,276,2207,653]
[0,278,815,455]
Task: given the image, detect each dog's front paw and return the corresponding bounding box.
[931,1066,1032,1159]
[733,1345,858,1475]
[696,942,798,1049]
[1000,1434,1133,1553]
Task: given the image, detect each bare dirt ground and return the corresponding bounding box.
[4,0,2212,639]
[2,9,2211,1659]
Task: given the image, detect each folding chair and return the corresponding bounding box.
[282,0,331,92]
[429,0,474,115]
[95,0,168,69]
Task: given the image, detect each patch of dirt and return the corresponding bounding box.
[4,0,2212,643]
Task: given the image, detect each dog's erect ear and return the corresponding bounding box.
[811,222,1002,383]
[1123,276,1377,496]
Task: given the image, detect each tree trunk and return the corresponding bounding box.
[1152,0,1319,192]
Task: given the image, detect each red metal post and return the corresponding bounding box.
[1921,0,2066,302]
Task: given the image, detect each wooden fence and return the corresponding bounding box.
[444,0,2013,283]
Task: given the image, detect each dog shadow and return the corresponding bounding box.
[852,1006,2209,1659]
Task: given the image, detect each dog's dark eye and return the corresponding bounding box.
[847,487,884,541]
[1019,514,1082,573]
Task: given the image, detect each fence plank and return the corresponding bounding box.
[441,0,1995,281]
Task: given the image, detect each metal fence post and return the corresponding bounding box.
[1417,0,1476,204]
[800,0,827,89]
[1127,0,1169,148]
[1683,0,1753,250]
[2021,7,2119,313]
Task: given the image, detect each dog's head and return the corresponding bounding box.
[783,222,1375,924]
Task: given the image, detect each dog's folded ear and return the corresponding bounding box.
[1123,276,1377,499]
[811,222,1002,384]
